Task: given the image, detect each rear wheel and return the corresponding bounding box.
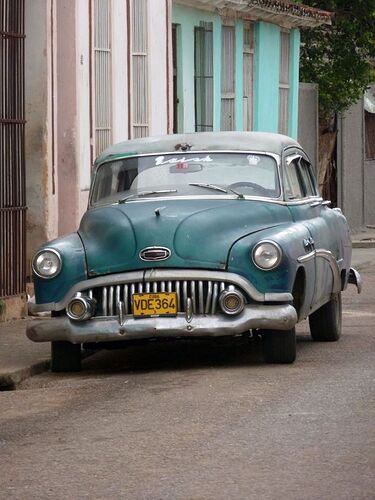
[261,328,296,364]
[309,292,342,342]
[51,341,82,372]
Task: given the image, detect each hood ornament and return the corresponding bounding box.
[139,247,171,262]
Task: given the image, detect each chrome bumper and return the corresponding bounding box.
[27,304,298,344]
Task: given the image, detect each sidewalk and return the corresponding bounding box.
[1,244,374,390]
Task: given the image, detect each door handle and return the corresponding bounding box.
[303,237,315,252]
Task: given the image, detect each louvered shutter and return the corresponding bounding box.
[131,0,149,138]
[221,25,235,131]
[93,0,112,156]
[279,31,290,135]
[243,22,254,131]
[194,22,214,132]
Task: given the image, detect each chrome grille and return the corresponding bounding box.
[86,279,247,317]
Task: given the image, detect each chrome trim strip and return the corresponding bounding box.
[297,250,316,263]
[315,249,341,293]
[29,269,294,313]
[27,304,298,343]
[297,249,341,293]
[348,267,362,294]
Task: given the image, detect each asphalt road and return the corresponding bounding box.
[1,271,374,500]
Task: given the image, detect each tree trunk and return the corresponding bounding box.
[318,116,337,205]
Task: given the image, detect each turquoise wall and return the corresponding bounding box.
[172,6,301,138]
[253,22,280,133]
[288,29,300,139]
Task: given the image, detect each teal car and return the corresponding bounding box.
[27,132,361,371]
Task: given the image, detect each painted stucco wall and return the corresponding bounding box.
[253,22,280,133]
[298,83,319,170]
[172,7,301,138]
[56,0,80,236]
[25,0,58,268]
[148,0,169,136]
[337,97,375,229]
[337,100,365,229]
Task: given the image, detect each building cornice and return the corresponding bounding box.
[174,0,332,28]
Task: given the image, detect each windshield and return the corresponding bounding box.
[90,152,280,205]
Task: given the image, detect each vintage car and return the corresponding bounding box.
[27,132,361,371]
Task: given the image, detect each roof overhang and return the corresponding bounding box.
[174,0,332,29]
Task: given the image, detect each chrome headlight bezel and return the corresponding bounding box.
[32,248,62,279]
[252,240,282,271]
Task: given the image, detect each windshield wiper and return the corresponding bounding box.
[118,189,177,204]
[189,183,244,199]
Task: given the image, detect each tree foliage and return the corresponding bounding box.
[296,0,375,117]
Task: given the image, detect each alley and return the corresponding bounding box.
[0,269,374,499]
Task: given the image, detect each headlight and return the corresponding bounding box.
[252,240,282,270]
[32,249,62,279]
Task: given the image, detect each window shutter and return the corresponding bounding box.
[194,22,214,132]
[93,0,112,156]
[221,25,235,131]
[243,22,254,131]
[131,0,149,138]
[279,31,290,135]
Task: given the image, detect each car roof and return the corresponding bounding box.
[95,131,302,165]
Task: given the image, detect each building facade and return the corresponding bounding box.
[24,0,330,273]
[337,87,375,229]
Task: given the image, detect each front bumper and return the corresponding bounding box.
[27,303,298,344]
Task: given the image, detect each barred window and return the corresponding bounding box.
[243,22,254,131]
[279,30,290,135]
[194,21,214,132]
[92,0,112,156]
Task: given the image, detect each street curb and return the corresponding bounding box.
[354,261,375,272]
[352,241,375,249]
[0,359,50,391]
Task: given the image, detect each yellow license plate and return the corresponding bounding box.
[132,292,177,318]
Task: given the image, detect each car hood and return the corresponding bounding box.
[78,199,292,276]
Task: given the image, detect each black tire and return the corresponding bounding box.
[309,292,342,342]
[261,328,296,364]
[51,341,82,372]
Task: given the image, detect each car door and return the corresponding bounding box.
[283,150,342,310]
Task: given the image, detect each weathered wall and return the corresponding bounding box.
[25,0,58,269]
[298,83,318,170]
[364,159,375,225]
[56,0,80,236]
[337,100,365,230]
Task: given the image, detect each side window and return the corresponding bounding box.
[299,159,317,197]
[284,160,304,199]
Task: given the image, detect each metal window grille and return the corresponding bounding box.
[243,22,254,131]
[279,30,290,135]
[221,25,235,131]
[93,0,112,156]
[0,0,26,298]
[131,0,149,138]
[194,21,213,132]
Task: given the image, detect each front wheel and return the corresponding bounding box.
[261,328,296,364]
[309,292,342,342]
[51,341,82,372]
